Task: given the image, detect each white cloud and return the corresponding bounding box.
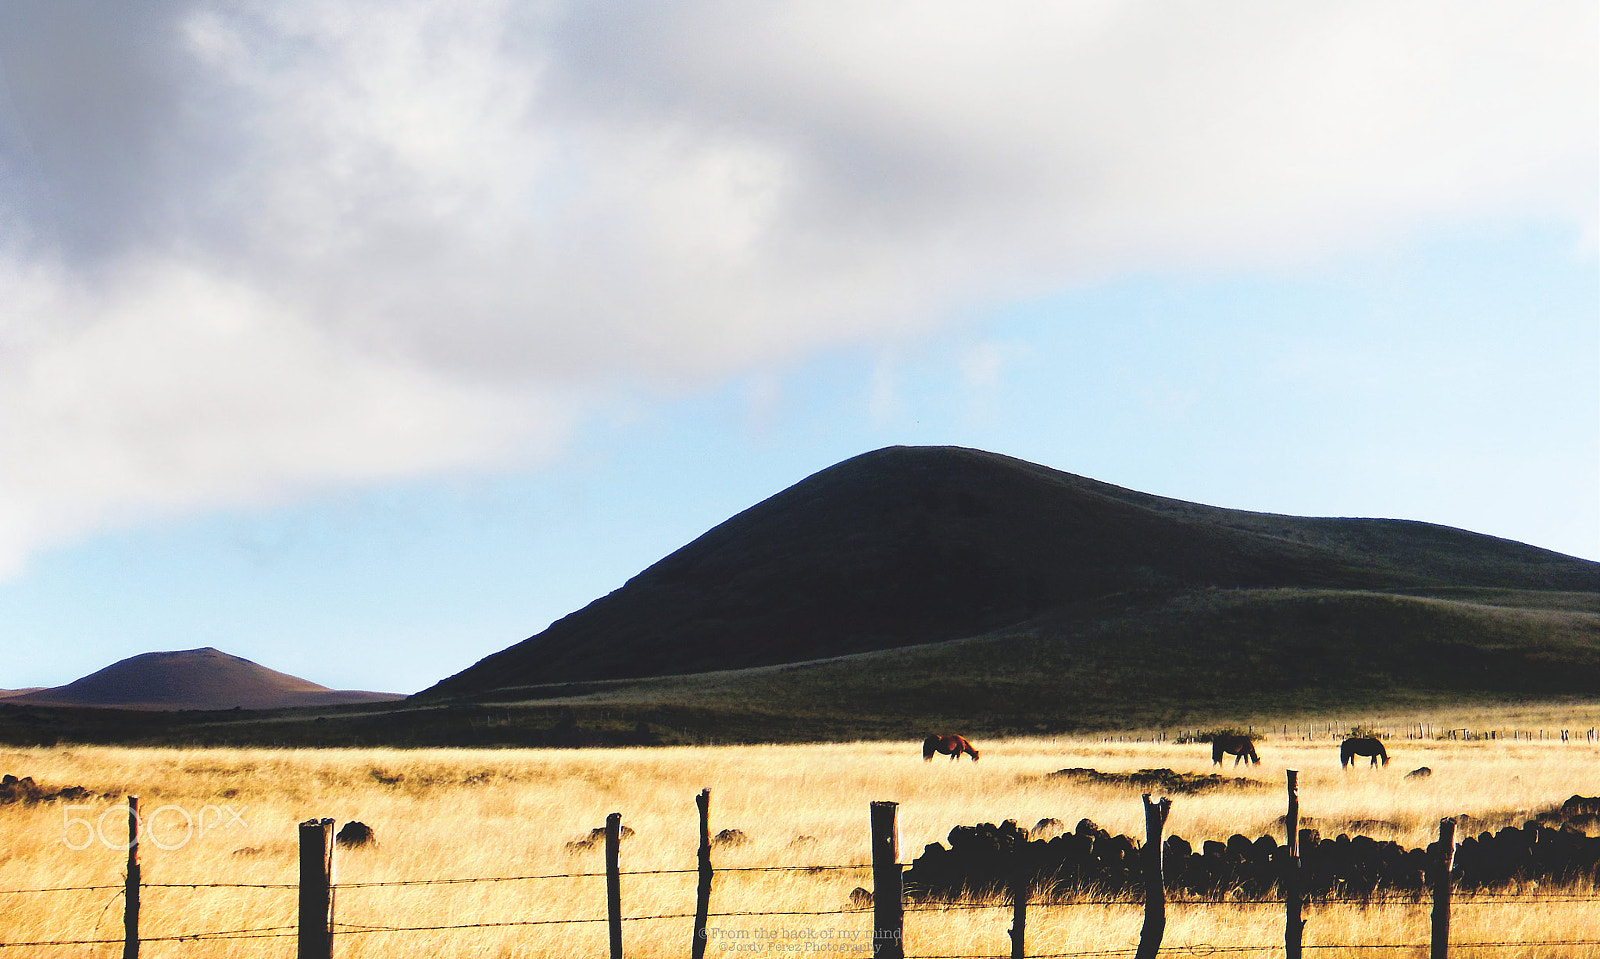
[0,0,1593,573]
[0,254,561,575]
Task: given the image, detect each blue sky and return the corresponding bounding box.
[1,2,1596,694]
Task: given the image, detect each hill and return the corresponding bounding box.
[423,446,1597,700]
[4,587,1599,748]
[3,588,1598,748]
[10,647,403,711]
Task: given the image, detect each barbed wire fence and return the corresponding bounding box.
[5,784,1600,957]
[1112,724,1600,745]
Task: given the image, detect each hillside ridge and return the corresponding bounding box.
[424,446,1596,698]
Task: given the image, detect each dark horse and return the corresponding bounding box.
[1211,734,1260,767]
[1341,737,1390,768]
[923,734,980,762]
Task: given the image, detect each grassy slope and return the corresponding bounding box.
[6,587,1596,747]
[547,587,1600,738]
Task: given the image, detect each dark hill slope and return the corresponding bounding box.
[425,446,1597,697]
[496,588,1600,738]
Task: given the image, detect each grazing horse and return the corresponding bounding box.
[1211,734,1260,767]
[1341,737,1390,768]
[923,734,980,762]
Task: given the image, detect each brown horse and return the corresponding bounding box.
[1211,734,1260,767]
[1341,737,1390,768]
[923,734,980,762]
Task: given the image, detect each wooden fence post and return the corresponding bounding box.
[297,818,335,959]
[692,790,712,959]
[870,801,904,959]
[1431,818,1456,959]
[1007,852,1027,959]
[1134,794,1171,959]
[1284,771,1304,959]
[606,812,624,959]
[123,796,140,959]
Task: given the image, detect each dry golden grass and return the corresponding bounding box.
[4,729,1600,957]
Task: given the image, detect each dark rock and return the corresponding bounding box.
[565,824,637,853]
[1030,817,1065,839]
[336,821,376,848]
[0,774,100,805]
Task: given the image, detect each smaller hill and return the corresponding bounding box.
[9,648,402,711]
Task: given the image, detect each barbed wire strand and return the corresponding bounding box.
[11,862,1600,952]
[7,908,1600,953]
[0,924,298,948]
[0,860,876,898]
[142,881,298,890]
[11,876,1600,902]
[333,905,874,936]
[0,884,123,895]
[906,941,1600,959]
[335,861,872,888]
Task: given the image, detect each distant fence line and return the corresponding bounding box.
[1104,725,1600,745]
[8,782,1600,958]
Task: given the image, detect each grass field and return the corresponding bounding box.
[5,713,1600,957]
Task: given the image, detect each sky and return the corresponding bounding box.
[1,1,1596,696]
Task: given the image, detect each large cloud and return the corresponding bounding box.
[0,0,1594,574]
